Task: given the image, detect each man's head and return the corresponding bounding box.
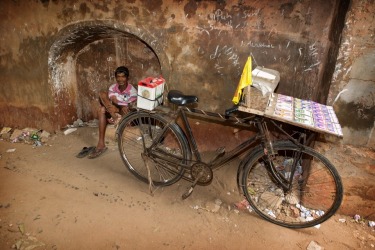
[115,66,129,78]
[115,66,129,86]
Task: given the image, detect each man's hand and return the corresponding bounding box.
[108,105,119,115]
[128,102,137,110]
[120,106,130,114]
[110,96,119,105]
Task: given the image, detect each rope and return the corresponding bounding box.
[141,153,156,196]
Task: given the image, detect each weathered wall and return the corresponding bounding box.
[0,0,347,131]
[327,0,375,148]
[325,0,375,220]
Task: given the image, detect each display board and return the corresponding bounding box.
[238,87,343,137]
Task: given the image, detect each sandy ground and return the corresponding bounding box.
[0,126,374,250]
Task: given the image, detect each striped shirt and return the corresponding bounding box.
[108,83,137,106]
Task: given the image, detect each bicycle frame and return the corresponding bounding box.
[142,105,307,193]
[180,107,261,166]
[145,106,257,167]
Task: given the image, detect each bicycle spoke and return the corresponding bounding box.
[118,112,190,187]
[243,141,342,228]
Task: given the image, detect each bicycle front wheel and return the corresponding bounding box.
[117,111,190,187]
[242,141,343,228]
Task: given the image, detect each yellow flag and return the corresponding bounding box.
[232,56,252,104]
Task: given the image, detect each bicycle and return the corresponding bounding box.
[116,89,343,229]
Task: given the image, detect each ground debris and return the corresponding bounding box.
[11,236,45,250]
[306,240,324,250]
[0,126,51,145]
[204,199,222,213]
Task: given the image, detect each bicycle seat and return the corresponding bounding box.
[167,90,198,106]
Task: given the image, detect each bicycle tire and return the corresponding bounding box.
[117,111,191,187]
[242,140,343,228]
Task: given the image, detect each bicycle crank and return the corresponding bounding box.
[181,163,213,200]
[181,171,203,200]
[191,163,213,185]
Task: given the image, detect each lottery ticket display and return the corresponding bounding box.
[273,94,343,136]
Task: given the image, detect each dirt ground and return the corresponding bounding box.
[0,126,374,250]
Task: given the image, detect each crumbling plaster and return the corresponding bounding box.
[1,0,346,131]
[327,0,375,147]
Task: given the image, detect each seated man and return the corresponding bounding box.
[89,66,137,159]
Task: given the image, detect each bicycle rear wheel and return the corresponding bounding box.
[117,111,190,187]
[242,141,343,228]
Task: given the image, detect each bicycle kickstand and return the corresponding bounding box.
[181,172,204,200]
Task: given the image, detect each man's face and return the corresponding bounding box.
[116,72,128,85]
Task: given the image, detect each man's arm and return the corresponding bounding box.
[109,95,120,105]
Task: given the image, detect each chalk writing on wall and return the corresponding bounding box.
[304,42,321,71]
[208,8,260,29]
[209,45,241,75]
[247,41,275,49]
[242,9,261,18]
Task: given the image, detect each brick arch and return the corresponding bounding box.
[48,20,171,128]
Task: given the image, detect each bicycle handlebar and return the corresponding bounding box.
[224,105,239,119]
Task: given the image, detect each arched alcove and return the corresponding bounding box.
[48,20,171,128]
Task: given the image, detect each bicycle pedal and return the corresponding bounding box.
[182,171,203,200]
[182,187,194,200]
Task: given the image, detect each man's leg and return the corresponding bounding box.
[88,106,108,159]
[97,106,107,150]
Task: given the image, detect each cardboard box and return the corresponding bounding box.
[137,76,165,110]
